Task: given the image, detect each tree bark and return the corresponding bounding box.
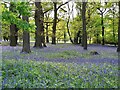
[74,31,81,44]
[82,2,87,50]
[96,33,99,44]
[64,30,66,43]
[79,33,82,44]
[117,1,120,52]
[52,2,57,44]
[10,25,17,46]
[15,25,19,45]
[9,2,18,46]
[46,23,49,43]
[40,3,47,47]
[34,2,43,48]
[66,7,73,44]
[101,14,105,45]
[22,16,31,53]
[67,20,74,44]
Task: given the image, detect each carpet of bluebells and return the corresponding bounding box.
[1,43,119,88]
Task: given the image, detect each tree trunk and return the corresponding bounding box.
[40,3,47,47]
[74,31,77,44]
[64,30,66,43]
[10,25,17,46]
[74,30,80,44]
[101,14,105,45]
[46,23,49,43]
[66,15,74,44]
[96,33,99,44]
[74,36,77,44]
[34,2,43,48]
[52,2,57,44]
[79,35,82,44]
[15,25,19,45]
[82,2,87,50]
[117,1,120,52]
[22,16,31,53]
[9,2,18,46]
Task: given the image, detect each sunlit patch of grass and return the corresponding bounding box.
[53,44,72,48]
[100,52,118,59]
[2,59,118,88]
[44,50,92,59]
[1,42,10,46]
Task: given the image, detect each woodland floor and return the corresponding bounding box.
[1,42,119,88]
[1,43,119,65]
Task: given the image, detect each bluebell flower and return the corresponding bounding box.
[103,69,107,74]
[78,76,82,78]
[30,67,32,70]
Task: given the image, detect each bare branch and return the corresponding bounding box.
[103,8,106,13]
[57,0,72,10]
[43,8,53,14]
[60,8,67,12]
[97,8,103,14]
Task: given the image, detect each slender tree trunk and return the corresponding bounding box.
[64,30,66,43]
[34,2,42,48]
[74,36,77,44]
[52,2,57,44]
[74,31,78,44]
[117,1,120,52]
[66,15,73,44]
[96,33,99,44]
[22,16,31,53]
[82,2,87,50]
[101,14,105,45]
[82,30,84,46]
[79,35,82,44]
[46,23,49,43]
[74,31,80,44]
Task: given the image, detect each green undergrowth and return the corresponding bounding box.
[2,50,92,60]
[2,59,119,88]
[44,50,92,59]
[0,42,10,46]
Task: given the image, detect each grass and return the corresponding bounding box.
[2,48,118,61]
[0,42,10,46]
[43,50,92,59]
[2,50,93,60]
[2,59,119,88]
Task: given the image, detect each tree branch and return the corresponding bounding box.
[103,8,106,13]
[60,8,67,12]
[43,8,53,14]
[97,8,103,14]
[57,0,72,10]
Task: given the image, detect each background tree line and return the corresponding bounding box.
[1,0,120,53]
